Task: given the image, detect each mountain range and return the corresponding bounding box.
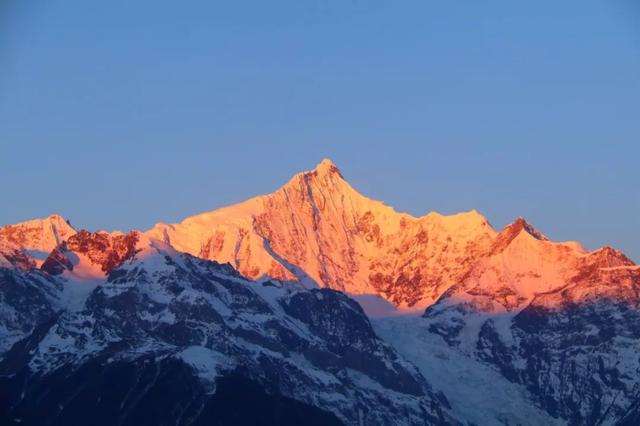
[1,159,638,425]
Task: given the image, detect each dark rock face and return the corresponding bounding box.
[617,397,640,426]
[40,243,75,274]
[1,249,36,270]
[0,268,59,354]
[68,230,139,273]
[41,230,140,275]
[475,319,519,383]
[0,243,456,426]
[0,357,344,426]
[282,289,426,396]
[507,296,640,425]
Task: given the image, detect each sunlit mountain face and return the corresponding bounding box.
[1,160,638,426]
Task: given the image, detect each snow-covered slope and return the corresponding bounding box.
[0,233,457,426]
[0,214,76,269]
[146,160,631,317]
[374,315,564,426]
[146,159,497,312]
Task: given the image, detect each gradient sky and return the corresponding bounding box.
[1,1,639,260]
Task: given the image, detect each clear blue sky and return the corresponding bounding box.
[1,1,639,260]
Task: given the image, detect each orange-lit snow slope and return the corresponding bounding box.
[2,159,635,315]
[145,159,634,313]
[0,214,76,269]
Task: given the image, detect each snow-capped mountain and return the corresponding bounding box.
[0,214,76,269]
[381,219,640,425]
[0,159,638,425]
[0,232,456,425]
[147,159,496,312]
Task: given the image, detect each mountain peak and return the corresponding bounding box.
[280,158,347,195]
[46,213,72,225]
[490,217,549,254]
[311,158,343,178]
[0,213,77,269]
[509,217,548,241]
[0,214,76,249]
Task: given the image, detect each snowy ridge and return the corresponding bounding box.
[0,235,456,425]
